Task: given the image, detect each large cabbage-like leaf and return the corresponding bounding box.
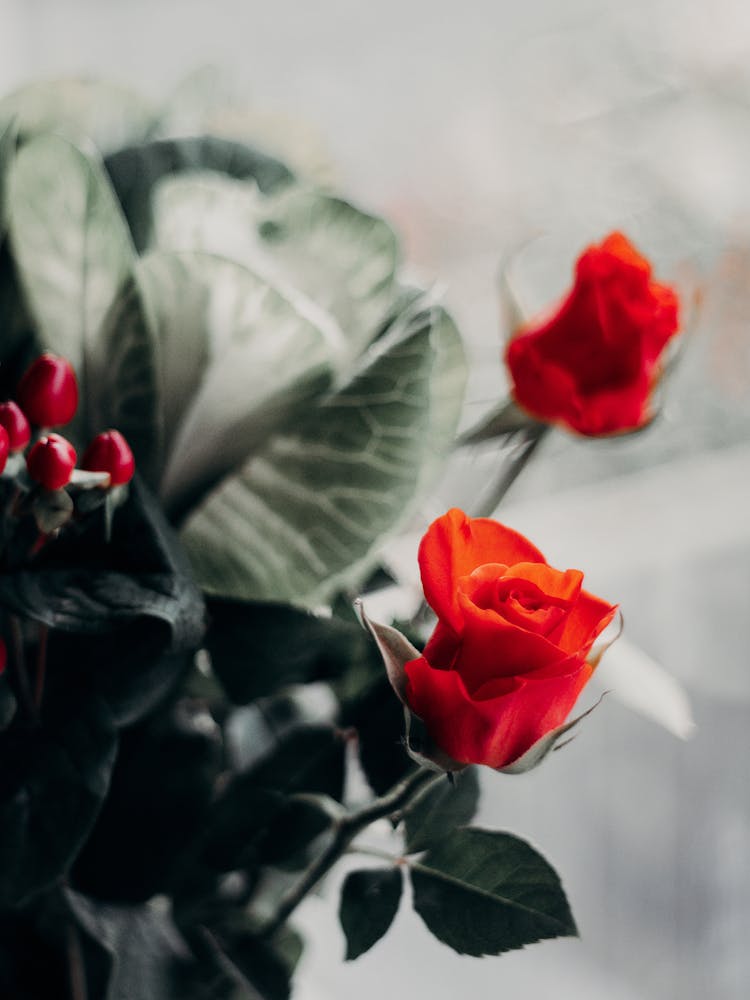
[180,305,466,605]
[0,78,155,154]
[94,251,340,509]
[153,172,399,360]
[6,134,134,393]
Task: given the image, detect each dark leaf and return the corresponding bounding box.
[73,700,221,903]
[410,827,577,956]
[66,889,195,1000]
[0,477,206,726]
[339,867,402,960]
[340,673,412,796]
[0,697,117,907]
[0,674,16,730]
[243,725,345,801]
[257,795,334,867]
[403,767,480,853]
[206,599,361,704]
[104,136,293,252]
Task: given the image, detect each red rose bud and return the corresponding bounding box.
[505,231,680,436]
[0,401,31,452]
[81,430,135,486]
[26,433,77,490]
[0,426,8,474]
[361,509,618,773]
[17,353,79,427]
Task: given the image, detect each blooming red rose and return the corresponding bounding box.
[505,231,679,436]
[399,509,617,770]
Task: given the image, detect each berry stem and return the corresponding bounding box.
[33,624,48,712]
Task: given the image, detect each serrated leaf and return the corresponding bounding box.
[0,78,155,154]
[339,867,403,960]
[181,305,466,604]
[104,136,293,252]
[404,767,480,853]
[153,174,399,359]
[410,827,577,956]
[6,134,135,402]
[94,251,337,508]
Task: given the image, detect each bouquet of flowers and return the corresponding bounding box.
[0,78,682,999]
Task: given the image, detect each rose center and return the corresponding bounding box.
[463,564,581,639]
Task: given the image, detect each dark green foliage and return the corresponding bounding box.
[339,867,403,960]
[410,828,577,956]
[403,767,480,853]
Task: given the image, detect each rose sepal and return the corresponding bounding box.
[497,694,604,774]
[354,599,467,774]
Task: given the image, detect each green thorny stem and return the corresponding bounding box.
[259,767,443,938]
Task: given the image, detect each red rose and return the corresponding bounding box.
[505,231,679,436]
[360,509,618,773]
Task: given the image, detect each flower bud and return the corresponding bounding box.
[26,433,77,490]
[0,401,31,452]
[81,429,135,486]
[0,427,8,474]
[17,353,79,427]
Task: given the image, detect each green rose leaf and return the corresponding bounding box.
[6,133,135,395]
[403,767,480,854]
[181,305,466,605]
[410,827,577,956]
[0,78,155,155]
[339,867,403,960]
[104,136,293,252]
[0,697,117,907]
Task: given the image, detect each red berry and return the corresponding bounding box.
[0,401,31,452]
[0,427,8,474]
[81,429,135,486]
[17,353,79,427]
[26,433,77,490]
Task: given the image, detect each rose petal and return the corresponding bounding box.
[454,590,567,688]
[404,654,593,769]
[557,591,619,659]
[418,508,545,632]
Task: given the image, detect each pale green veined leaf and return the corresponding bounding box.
[0,78,155,154]
[6,134,135,410]
[180,304,466,605]
[95,251,338,506]
[152,172,399,360]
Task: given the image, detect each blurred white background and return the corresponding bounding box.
[2,1,750,997]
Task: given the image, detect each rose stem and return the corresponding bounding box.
[33,624,48,712]
[8,613,37,723]
[471,421,548,519]
[259,767,442,938]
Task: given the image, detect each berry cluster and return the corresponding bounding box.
[0,352,135,490]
